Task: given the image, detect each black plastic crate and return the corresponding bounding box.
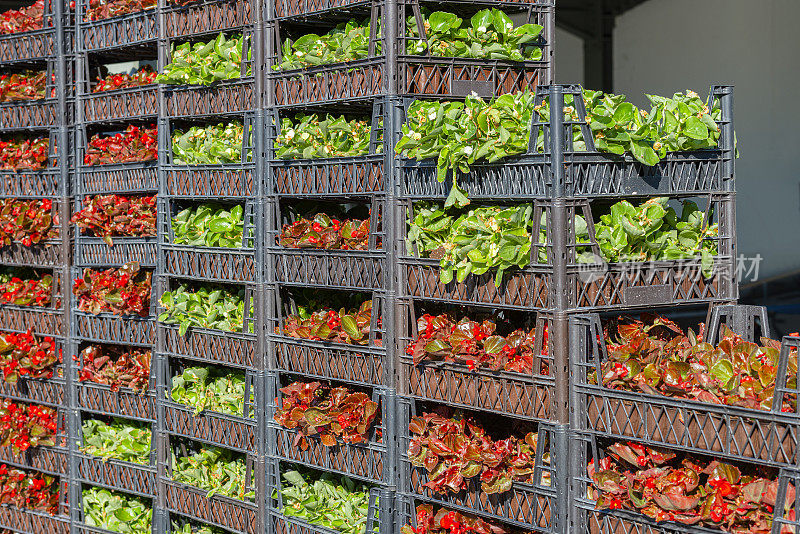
[396,396,560,532]
[0,197,68,268]
[398,85,734,200]
[76,46,158,123]
[71,265,157,345]
[268,459,395,534]
[571,305,800,468]
[76,0,157,52]
[160,113,258,198]
[397,194,736,312]
[163,0,255,38]
[267,286,390,386]
[0,505,69,534]
[0,62,59,129]
[0,404,68,476]
[267,371,393,484]
[159,355,259,453]
[0,266,66,338]
[74,412,158,497]
[159,196,260,283]
[397,299,554,422]
[0,335,66,407]
[161,435,262,534]
[269,196,386,290]
[0,28,57,63]
[265,99,387,196]
[0,129,63,197]
[570,432,800,534]
[267,0,553,105]
[74,483,159,534]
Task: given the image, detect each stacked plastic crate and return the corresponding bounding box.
[154,0,266,532]
[263,0,400,531]
[69,0,160,531]
[0,0,72,532]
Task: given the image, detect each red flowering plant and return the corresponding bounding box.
[92,67,157,92]
[0,270,52,307]
[279,213,373,250]
[72,262,151,316]
[0,198,56,248]
[71,194,156,245]
[407,314,547,374]
[0,137,49,172]
[282,300,375,346]
[86,0,155,21]
[589,441,797,532]
[0,464,60,515]
[83,124,157,166]
[273,380,379,450]
[402,503,513,534]
[78,344,151,393]
[0,0,45,35]
[598,315,798,412]
[0,70,53,102]
[0,330,58,384]
[0,399,58,453]
[407,411,544,495]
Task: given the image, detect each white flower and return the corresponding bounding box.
[463,146,473,155]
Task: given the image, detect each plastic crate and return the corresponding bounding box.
[268,460,394,534]
[0,196,67,268]
[161,114,258,197]
[570,432,799,534]
[0,28,56,63]
[163,0,254,38]
[76,124,158,195]
[267,0,553,105]
[268,286,390,386]
[0,335,66,407]
[265,99,387,196]
[0,129,63,197]
[0,505,69,534]
[0,266,66,338]
[0,64,59,129]
[397,299,554,422]
[0,405,68,475]
[74,413,158,496]
[396,396,559,532]
[571,306,800,468]
[269,197,386,290]
[76,0,157,52]
[159,355,259,452]
[161,436,261,534]
[399,85,734,200]
[71,265,158,345]
[398,194,736,312]
[267,372,393,483]
[159,196,260,283]
[74,484,159,534]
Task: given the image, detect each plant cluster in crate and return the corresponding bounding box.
[269,1,552,105]
[162,436,259,534]
[0,331,65,407]
[0,64,58,130]
[160,197,258,283]
[77,0,157,52]
[162,356,258,452]
[0,266,65,338]
[76,124,158,194]
[269,373,391,484]
[163,0,254,39]
[269,287,389,385]
[272,197,385,290]
[77,484,156,534]
[75,413,157,497]
[398,85,734,201]
[0,198,66,268]
[399,194,735,312]
[0,129,61,197]
[71,265,157,345]
[397,397,557,532]
[571,308,800,469]
[266,100,386,196]
[572,432,799,534]
[163,115,257,198]
[398,299,554,422]
[0,405,68,476]
[78,51,158,123]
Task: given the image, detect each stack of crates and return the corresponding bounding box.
[154,0,266,532]
[69,0,160,530]
[0,0,72,532]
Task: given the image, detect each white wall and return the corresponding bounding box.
[613,0,800,279]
